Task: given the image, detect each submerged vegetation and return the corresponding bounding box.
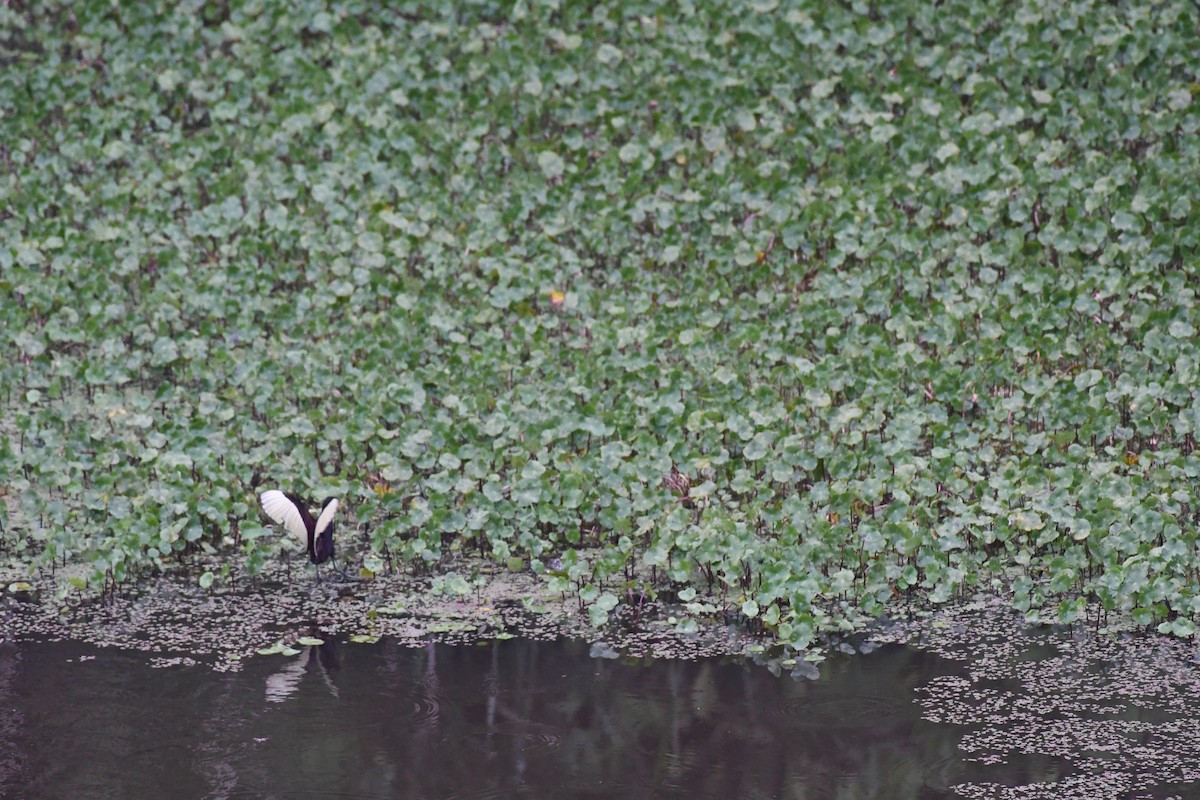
[2,0,1199,653]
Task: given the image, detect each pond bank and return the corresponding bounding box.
[0,556,761,670]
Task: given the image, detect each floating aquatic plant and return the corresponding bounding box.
[1,0,1199,656]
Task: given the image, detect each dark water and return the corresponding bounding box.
[0,637,1062,799]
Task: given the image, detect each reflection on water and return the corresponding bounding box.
[0,637,1056,799]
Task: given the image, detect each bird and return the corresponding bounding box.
[259,490,346,583]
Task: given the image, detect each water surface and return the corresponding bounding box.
[0,637,1046,799]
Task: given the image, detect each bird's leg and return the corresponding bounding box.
[285,549,292,588]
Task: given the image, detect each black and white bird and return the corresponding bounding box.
[259,490,345,583]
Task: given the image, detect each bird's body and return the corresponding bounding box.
[259,490,344,582]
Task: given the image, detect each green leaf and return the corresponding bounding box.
[537,151,565,180]
[588,604,610,626]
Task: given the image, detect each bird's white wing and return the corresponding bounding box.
[260,490,309,547]
[314,498,339,536]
